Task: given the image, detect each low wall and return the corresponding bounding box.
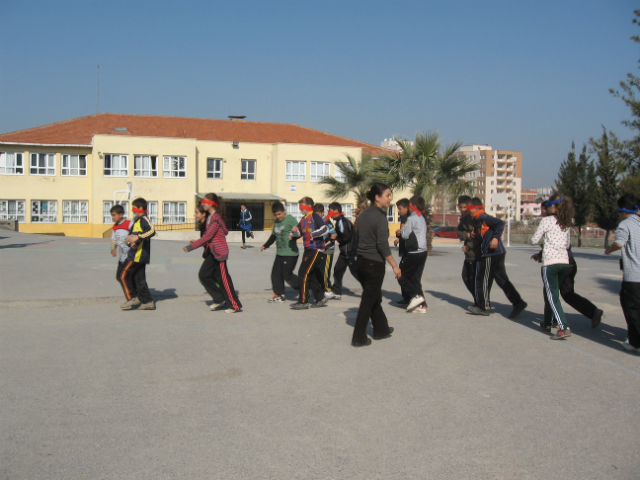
[0,220,19,231]
[509,234,606,247]
[155,230,274,243]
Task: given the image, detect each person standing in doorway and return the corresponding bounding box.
[239,203,254,249]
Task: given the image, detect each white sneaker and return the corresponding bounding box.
[324,291,341,300]
[225,308,240,314]
[268,295,286,303]
[412,305,427,314]
[406,295,425,312]
[210,302,225,310]
[623,339,640,353]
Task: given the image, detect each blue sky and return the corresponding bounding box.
[1,0,638,187]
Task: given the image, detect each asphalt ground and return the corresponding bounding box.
[1,230,639,480]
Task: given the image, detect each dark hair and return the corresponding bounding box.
[110,204,124,215]
[313,204,325,214]
[396,198,410,208]
[366,183,390,203]
[204,192,226,221]
[618,194,639,211]
[458,195,472,205]
[271,201,285,213]
[469,197,483,207]
[410,195,426,212]
[241,203,247,208]
[196,203,209,216]
[298,196,314,207]
[328,202,342,213]
[540,201,548,210]
[132,197,147,210]
[548,193,573,229]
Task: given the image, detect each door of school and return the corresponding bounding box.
[225,202,265,231]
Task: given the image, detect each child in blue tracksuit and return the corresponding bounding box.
[239,203,253,248]
[466,197,527,318]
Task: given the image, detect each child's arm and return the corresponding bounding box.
[110,230,117,257]
[310,214,328,238]
[129,217,155,247]
[529,218,547,245]
[400,217,413,239]
[261,234,277,251]
[185,218,220,251]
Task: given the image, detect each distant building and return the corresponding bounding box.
[380,138,414,152]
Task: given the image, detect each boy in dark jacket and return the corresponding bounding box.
[456,195,481,302]
[326,203,359,299]
[466,197,527,318]
[121,197,156,310]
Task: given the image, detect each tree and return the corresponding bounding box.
[555,142,597,247]
[590,127,621,248]
[320,153,374,219]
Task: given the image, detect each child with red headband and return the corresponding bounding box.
[110,204,135,302]
[398,195,428,313]
[314,203,337,298]
[183,193,242,313]
[120,197,156,310]
[326,202,359,299]
[289,197,329,309]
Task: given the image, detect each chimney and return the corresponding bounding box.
[228,115,246,122]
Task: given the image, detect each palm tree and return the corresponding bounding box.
[320,153,375,218]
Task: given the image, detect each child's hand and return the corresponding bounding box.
[395,229,401,236]
[111,249,117,257]
[462,246,468,253]
[291,226,299,233]
[260,246,266,251]
[490,238,499,249]
[183,246,190,253]
[531,253,541,262]
[126,234,138,245]
[393,239,400,247]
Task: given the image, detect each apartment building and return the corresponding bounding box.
[0,113,388,238]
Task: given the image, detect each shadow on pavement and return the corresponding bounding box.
[343,306,375,337]
[596,277,621,295]
[149,288,178,301]
[571,251,615,261]
[0,240,54,249]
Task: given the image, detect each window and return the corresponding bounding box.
[61,154,87,176]
[207,158,222,179]
[0,200,26,222]
[147,201,158,224]
[30,153,56,175]
[31,200,57,223]
[341,204,353,220]
[241,159,256,180]
[334,162,347,183]
[134,155,157,177]
[286,202,303,222]
[63,200,88,223]
[0,152,24,175]
[387,205,395,223]
[163,156,186,178]
[104,154,128,176]
[310,162,330,182]
[285,161,305,181]
[163,201,186,224]
[103,201,129,223]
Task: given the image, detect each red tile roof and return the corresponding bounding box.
[0,113,389,155]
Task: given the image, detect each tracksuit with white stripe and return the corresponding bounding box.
[530,215,571,331]
[473,209,524,311]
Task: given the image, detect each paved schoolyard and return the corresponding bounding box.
[1,229,639,480]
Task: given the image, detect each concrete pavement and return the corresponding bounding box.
[1,229,639,479]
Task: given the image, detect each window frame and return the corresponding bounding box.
[162,201,187,224]
[31,200,58,223]
[206,158,223,179]
[162,156,187,178]
[387,205,395,223]
[0,152,24,175]
[310,162,330,182]
[0,199,26,222]
[241,159,256,181]
[30,153,56,176]
[341,204,353,220]
[147,201,158,225]
[133,155,158,177]
[103,154,129,177]
[285,161,306,182]
[103,200,129,224]
[61,154,87,176]
[286,202,303,222]
[333,162,347,183]
[62,200,89,223]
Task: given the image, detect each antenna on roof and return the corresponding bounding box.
[96,63,100,113]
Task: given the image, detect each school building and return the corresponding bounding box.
[0,113,390,238]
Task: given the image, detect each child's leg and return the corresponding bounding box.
[412,252,428,306]
[132,264,153,304]
[241,230,246,245]
[297,250,321,303]
[398,254,421,299]
[322,253,334,292]
[541,268,552,328]
[542,265,568,331]
[311,253,327,301]
[119,260,137,301]
[199,255,225,304]
[560,261,598,320]
[462,260,476,298]
[271,256,286,296]
[492,254,523,306]
[332,253,348,294]
[283,256,299,291]
[475,256,496,311]
[214,260,242,310]
[620,281,640,348]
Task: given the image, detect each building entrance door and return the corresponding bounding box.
[225,202,265,231]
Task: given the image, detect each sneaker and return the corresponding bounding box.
[406,295,425,312]
[412,305,427,314]
[351,338,372,347]
[225,308,240,314]
[250,232,254,239]
[509,301,528,319]
[138,302,156,310]
[290,302,311,310]
[623,339,640,353]
[120,297,141,309]
[468,305,490,316]
[373,327,394,340]
[311,297,328,308]
[395,299,410,306]
[564,327,572,337]
[550,328,568,340]
[268,295,286,303]
[592,309,603,329]
[210,302,225,310]
[324,291,341,300]
[241,245,247,249]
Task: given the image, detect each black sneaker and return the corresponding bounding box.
[311,297,328,308]
[592,309,603,329]
[468,305,490,316]
[351,338,372,347]
[509,301,527,319]
[290,302,311,310]
[373,326,394,340]
[395,299,410,306]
